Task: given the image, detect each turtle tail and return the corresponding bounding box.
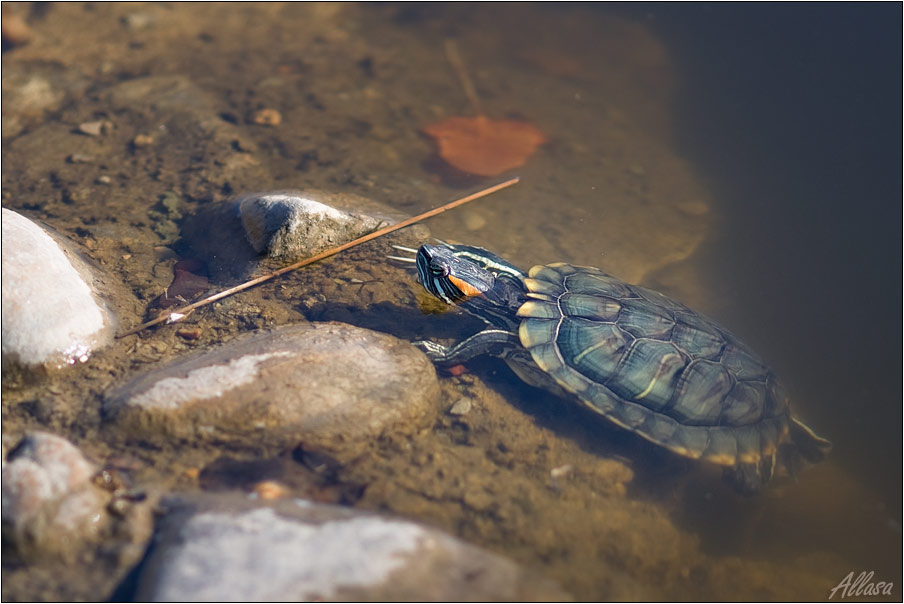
[789,417,832,462]
[776,417,832,483]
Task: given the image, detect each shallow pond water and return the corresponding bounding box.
[2,3,900,601]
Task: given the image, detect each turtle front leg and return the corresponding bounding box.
[414,329,520,368]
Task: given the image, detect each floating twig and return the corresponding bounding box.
[116,177,520,338]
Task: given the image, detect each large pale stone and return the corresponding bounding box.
[135,494,569,602]
[104,322,440,452]
[1,209,115,369]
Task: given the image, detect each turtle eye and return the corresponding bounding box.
[429,262,449,277]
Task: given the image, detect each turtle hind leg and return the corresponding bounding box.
[723,456,777,495]
[725,419,830,494]
[414,329,519,368]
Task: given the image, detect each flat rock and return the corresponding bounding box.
[104,322,440,452]
[134,493,570,602]
[1,432,108,555]
[1,209,116,369]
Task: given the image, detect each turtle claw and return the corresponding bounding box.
[391,244,419,253]
[388,245,418,265]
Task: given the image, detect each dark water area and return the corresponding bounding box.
[619,3,902,513]
[614,1,903,582]
[1,3,900,600]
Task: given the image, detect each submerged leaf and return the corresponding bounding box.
[423,115,546,176]
[154,259,210,309]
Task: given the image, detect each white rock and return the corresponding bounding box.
[1,209,115,368]
[135,496,569,602]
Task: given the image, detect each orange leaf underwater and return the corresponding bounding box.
[423,115,546,177]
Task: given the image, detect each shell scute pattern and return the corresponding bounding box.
[519,263,791,465]
[670,322,725,360]
[559,292,622,321]
[607,339,685,409]
[560,318,626,376]
[616,297,675,340]
[521,277,564,299]
[669,359,734,424]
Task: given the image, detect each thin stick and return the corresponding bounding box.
[116,177,520,338]
[444,38,484,117]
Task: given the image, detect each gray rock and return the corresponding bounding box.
[237,191,386,258]
[104,322,439,452]
[135,494,569,602]
[1,209,116,369]
[181,188,422,280]
[1,432,108,555]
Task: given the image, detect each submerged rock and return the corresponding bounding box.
[1,209,116,370]
[104,322,439,452]
[237,191,385,258]
[134,494,570,602]
[180,188,425,280]
[1,432,108,556]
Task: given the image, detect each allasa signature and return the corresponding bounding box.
[829,571,894,599]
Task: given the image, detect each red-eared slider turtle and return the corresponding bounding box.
[407,243,830,493]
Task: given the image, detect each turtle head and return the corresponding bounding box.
[416,244,526,329]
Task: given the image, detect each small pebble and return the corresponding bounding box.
[176,327,202,340]
[67,153,95,164]
[251,480,290,500]
[132,134,155,147]
[78,120,113,137]
[121,12,156,30]
[448,399,472,416]
[95,175,113,185]
[550,464,573,479]
[251,108,282,126]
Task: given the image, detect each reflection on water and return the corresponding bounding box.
[1,3,899,600]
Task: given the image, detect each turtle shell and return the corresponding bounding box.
[515,262,791,468]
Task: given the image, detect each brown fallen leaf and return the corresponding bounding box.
[423,39,546,177]
[154,259,209,309]
[423,115,546,176]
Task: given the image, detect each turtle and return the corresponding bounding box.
[405,243,830,493]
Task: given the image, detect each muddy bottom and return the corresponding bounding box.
[2,3,899,601]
